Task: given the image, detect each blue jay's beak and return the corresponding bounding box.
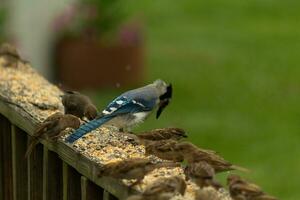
[156,84,172,119]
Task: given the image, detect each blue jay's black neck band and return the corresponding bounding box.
[159,84,172,100]
[157,84,172,119]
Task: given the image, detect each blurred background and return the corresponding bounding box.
[1,0,299,199]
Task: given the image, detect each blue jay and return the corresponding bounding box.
[65,79,172,143]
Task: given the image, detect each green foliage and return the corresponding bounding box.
[83,0,126,36]
[89,1,300,199]
[60,0,127,40]
[0,7,6,42]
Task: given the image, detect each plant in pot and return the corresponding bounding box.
[53,0,144,90]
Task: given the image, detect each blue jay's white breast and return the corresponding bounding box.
[132,112,149,124]
[105,111,151,129]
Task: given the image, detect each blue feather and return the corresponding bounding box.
[65,94,156,143]
[65,115,113,143]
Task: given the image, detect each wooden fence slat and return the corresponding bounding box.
[0,116,3,200]
[81,176,103,200]
[0,114,13,200]
[63,162,81,200]
[0,101,136,199]
[43,147,63,200]
[27,137,43,200]
[11,125,28,200]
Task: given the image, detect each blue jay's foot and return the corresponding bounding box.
[82,118,89,123]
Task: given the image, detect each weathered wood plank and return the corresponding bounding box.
[0,114,13,200]
[27,137,43,200]
[0,99,137,199]
[0,116,4,200]
[103,190,110,200]
[11,125,28,200]
[43,147,63,200]
[81,176,103,200]
[104,190,119,200]
[63,162,81,200]
[0,101,35,134]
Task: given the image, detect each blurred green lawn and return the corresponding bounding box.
[88,1,300,199]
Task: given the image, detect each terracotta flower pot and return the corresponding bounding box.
[54,35,144,90]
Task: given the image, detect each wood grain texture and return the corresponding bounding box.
[43,147,63,200]
[81,176,103,200]
[104,190,119,200]
[0,116,3,200]
[11,125,28,200]
[0,99,136,199]
[27,137,43,200]
[63,162,81,200]
[0,114,13,200]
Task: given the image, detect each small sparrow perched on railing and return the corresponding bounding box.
[144,139,184,162]
[65,79,172,143]
[175,142,248,173]
[61,91,98,120]
[97,158,180,186]
[0,43,27,68]
[122,128,187,146]
[227,174,278,200]
[127,176,186,200]
[24,112,80,158]
[184,161,222,190]
[137,128,187,141]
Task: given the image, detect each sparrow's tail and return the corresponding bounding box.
[24,137,39,159]
[231,165,250,173]
[65,115,113,143]
[258,194,278,200]
[148,162,181,172]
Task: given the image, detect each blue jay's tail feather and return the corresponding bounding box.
[65,115,113,143]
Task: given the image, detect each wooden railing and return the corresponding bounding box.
[0,83,136,200]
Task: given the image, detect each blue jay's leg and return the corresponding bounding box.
[119,128,125,132]
[82,117,89,123]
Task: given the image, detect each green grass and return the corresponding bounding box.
[88,1,300,199]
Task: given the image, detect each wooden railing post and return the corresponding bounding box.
[43,147,63,200]
[0,114,13,200]
[81,176,103,200]
[27,136,43,200]
[11,125,28,200]
[63,162,81,200]
[0,116,4,200]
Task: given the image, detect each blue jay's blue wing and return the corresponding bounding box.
[101,96,130,115]
[101,95,155,116]
[66,95,156,143]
